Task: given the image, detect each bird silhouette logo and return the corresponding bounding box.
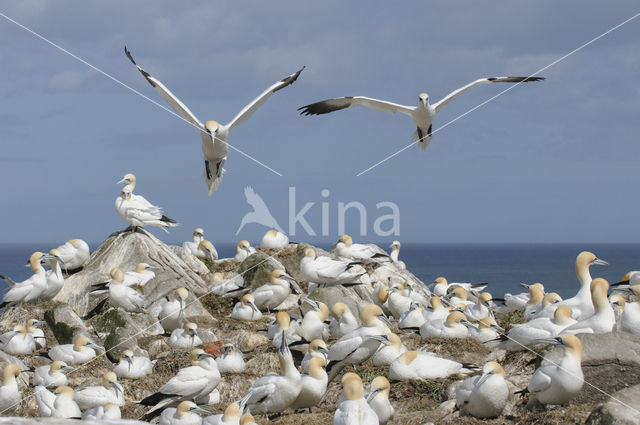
[236,186,285,235]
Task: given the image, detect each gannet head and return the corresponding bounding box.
[590,278,610,310]
[28,252,46,272]
[476,361,505,386]
[410,301,423,312]
[50,361,68,374]
[48,249,64,265]
[389,240,401,251]
[361,304,391,327]
[109,267,124,284]
[121,349,134,370]
[315,301,329,320]
[222,401,242,420]
[240,413,256,425]
[175,287,189,302]
[25,318,46,331]
[478,292,493,307]
[541,292,562,308]
[331,302,348,319]
[54,386,75,399]
[576,251,608,283]
[275,311,290,330]
[198,240,217,260]
[445,310,467,326]
[450,287,468,300]
[266,229,278,237]
[135,262,151,273]
[68,238,84,248]
[193,228,204,238]
[527,283,545,304]
[429,295,443,310]
[338,234,353,247]
[117,173,136,186]
[308,356,327,379]
[342,373,364,401]
[377,284,390,303]
[184,322,198,336]
[398,351,418,366]
[119,186,132,200]
[241,294,260,314]
[303,247,316,259]
[609,295,626,309]
[554,305,574,324]
[102,372,120,395]
[237,240,251,253]
[387,332,402,348]
[177,401,210,418]
[478,316,503,332]
[368,376,391,401]
[418,92,429,107]
[74,335,102,352]
[2,364,20,383]
[309,339,328,357]
[433,277,448,285]
[205,121,220,133]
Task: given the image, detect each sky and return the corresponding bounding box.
[0,1,639,246]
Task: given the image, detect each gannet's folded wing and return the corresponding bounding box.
[299,96,414,116]
[159,366,209,396]
[328,334,364,362]
[125,46,205,129]
[527,367,553,393]
[228,67,304,130]
[433,76,544,113]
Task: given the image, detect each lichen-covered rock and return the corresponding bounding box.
[44,303,92,344]
[585,384,640,425]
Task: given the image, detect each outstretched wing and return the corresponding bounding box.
[244,186,270,215]
[125,46,205,130]
[433,76,544,113]
[299,96,415,116]
[227,67,305,130]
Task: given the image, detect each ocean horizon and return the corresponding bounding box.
[1,241,637,300]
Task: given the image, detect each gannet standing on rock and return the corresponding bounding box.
[556,251,608,319]
[53,238,90,271]
[233,240,255,262]
[194,240,219,261]
[115,173,178,231]
[456,361,509,418]
[125,47,303,195]
[114,349,155,379]
[260,229,289,249]
[250,269,297,311]
[525,334,584,407]
[563,279,615,334]
[297,299,330,342]
[300,248,367,286]
[183,228,205,255]
[35,385,82,418]
[159,287,189,333]
[389,241,405,269]
[124,262,157,287]
[82,403,122,421]
[42,249,65,300]
[170,322,203,349]
[365,376,394,425]
[334,235,388,261]
[333,373,378,425]
[329,302,359,338]
[33,361,74,388]
[0,251,53,306]
[290,357,328,410]
[0,364,21,413]
[74,372,124,410]
[299,76,543,150]
[47,335,103,364]
[159,401,210,425]
[101,267,146,312]
[230,294,262,321]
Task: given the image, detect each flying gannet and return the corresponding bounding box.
[125,47,304,195]
[299,76,543,150]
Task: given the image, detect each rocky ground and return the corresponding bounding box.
[0,229,639,424]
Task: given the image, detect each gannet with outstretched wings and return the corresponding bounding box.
[125,47,304,195]
[299,76,543,150]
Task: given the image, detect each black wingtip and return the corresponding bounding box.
[610,280,630,287]
[161,215,177,224]
[124,46,136,65]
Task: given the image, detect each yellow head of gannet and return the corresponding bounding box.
[193,228,204,238]
[609,295,626,310]
[429,296,444,310]
[476,361,505,386]
[307,356,327,378]
[49,360,71,375]
[369,375,391,398]
[451,287,468,301]
[553,306,574,324]
[331,302,349,319]
[48,248,64,265]
[303,247,316,259]
[386,333,403,349]
[175,287,189,302]
[434,277,448,285]
[312,301,329,321]
[28,252,46,273]
[25,318,46,332]
[397,351,418,367]
[120,349,134,369]
[266,229,278,237]
[240,413,256,425]
[360,304,391,327]
[275,311,291,330]
[134,263,152,273]
[308,339,328,356]
[541,292,562,308]
[445,311,467,326]
[526,283,545,305]
[590,278,610,311]
[342,373,364,400]
[68,239,83,248]
[183,322,198,336]
[241,293,260,313]
[478,316,502,331]
[117,173,136,187]
[237,240,251,252]
[198,240,217,260]
[205,121,220,132]
[478,292,493,307]
[377,285,390,304]
[176,400,210,419]
[222,401,242,420]
[338,234,353,247]
[109,268,124,284]
[418,92,429,106]
[54,386,75,398]
[575,251,608,284]
[101,372,120,393]
[73,335,101,352]
[270,269,289,285]
[390,241,401,250]
[1,364,20,384]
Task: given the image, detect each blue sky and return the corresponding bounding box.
[0,1,639,245]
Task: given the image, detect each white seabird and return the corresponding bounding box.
[74,371,124,410]
[296,298,330,342]
[530,292,563,319]
[466,316,504,345]
[41,248,65,301]
[388,240,405,270]
[33,361,74,388]
[47,335,103,365]
[101,267,146,312]
[260,229,289,249]
[35,385,82,419]
[0,364,21,414]
[329,302,359,338]
[82,403,122,421]
[269,312,302,350]
[25,318,47,348]
[170,322,203,349]
[564,279,615,335]
[215,344,245,374]
[159,400,211,425]
[497,306,576,351]
[432,277,487,298]
[125,47,304,195]
[203,398,249,425]
[124,262,157,287]
[301,339,329,373]
[233,240,256,262]
[334,235,388,261]
[555,251,608,320]
[193,240,219,262]
[456,361,509,418]
[1,251,53,307]
[389,350,471,381]
[365,376,394,425]
[464,292,495,321]
[372,333,407,366]
[53,238,90,271]
[398,301,426,329]
[333,373,379,425]
[183,228,205,256]
[526,334,583,407]
[299,76,543,150]
[159,287,189,333]
[115,173,178,231]
[250,269,297,311]
[621,285,640,335]
[114,349,155,379]
[290,357,328,410]
[0,324,38,354]
[230,294,262,321]
[300,248,366,286]
[419,310,470,339]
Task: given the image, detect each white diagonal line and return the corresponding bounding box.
[0,10,283,177]
[357,11,640,176]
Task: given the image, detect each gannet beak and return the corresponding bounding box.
[194,406,211,415]
[536,337,563,346]
[379,314,392,327]
[61,366,76,372]
[279,331,289,355]
[490,324,505,332]
[519,282,530,290]
[593,258,609,266]
[117,178,128,184]
[302,298,319,309]
[32,320,47,327]
[249,302,261,314]
[109,382,122,397]
[146,266,159,271]
[476,370,494,386]
[366,388,383,402]
[126,356,133,371]
[88,343,104,351]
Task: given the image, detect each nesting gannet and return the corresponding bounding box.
[114,349,155,379]
[103,267,146,312]
[300,76,542,150]
[244,332,302,415]
[446,287,474,307]
[497,306,576,351]
[215,344,245,373]
[35,385,82,418]
[115,180,178,232]
[290,357,328,410]
[33,361,74,388]
[54,238,90,271]
[47,335,103,364]
[329,302,359,338]
[464,292,495,321]
[82,403,122,421]
[140,349,220,420]
[333,373,378,425]
[372,333,407,366]
[334,235,388,261]
[170,322,203,348]
[159,401,210,425]
[422,296,449,322]
[269,312,302,349]
[1,252,53,306]
[75,372,124,410]
[398,301,426,329]
[203,397,250,425]
[521,283,545,318]
[124,262,157,287]
[159,287,189,332]
[230,294,262,321]
[432,277,487,298]
[621,285,640,335]
[300,248,366,286]
[390,350,470,380]
[564,279,615,334]
[384,282,412,319]
[530,292,563,319]
[260,229,289,249]
[125,47,303,195]
[250,269,297,311]
[0,364,21,413]
[526,334,583,407]
[194,240,219,261]
[233,240,256,262]
[467,317,504,344]
[301,339,329,373]
[420,311,470,338]
[365,376,394,425]
[183,228,205,255]
[25,318,47,348]
[555,251,608,319]
[456,361,509,418]
[327,305,392,382]
[41,249,65,300]
[0,324,38,354]
[297,299,330,342]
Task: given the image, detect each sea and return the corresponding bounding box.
[1,243,638,299]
